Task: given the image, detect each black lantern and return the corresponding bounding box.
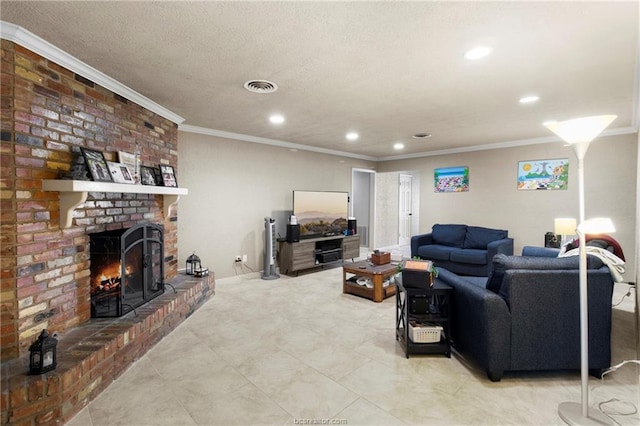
[29,330,57,374]
[185,252,201,275]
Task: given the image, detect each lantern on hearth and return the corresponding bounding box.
[185,252,201,275]
[29,330,57,374]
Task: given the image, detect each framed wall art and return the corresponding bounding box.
[140,166,157,186]
[81,148,112,182]
[106,161,134,184]
[434,166,469,192]
[159,165,178,187]
[517,158,568,190]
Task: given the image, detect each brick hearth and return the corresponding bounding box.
[1,273,215,424]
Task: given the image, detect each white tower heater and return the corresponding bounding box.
[261,217,280,280]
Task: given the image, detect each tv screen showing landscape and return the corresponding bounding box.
[293,191,349,238]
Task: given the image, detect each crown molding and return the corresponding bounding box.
[182,123,637,163]
[0,21,184,125]
[377,126,638,162]
[178,124,378,162]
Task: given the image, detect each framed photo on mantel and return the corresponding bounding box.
[81,148,112,183]
[159,164,178,187]
[106,161,134,184]
[140,166,157,186]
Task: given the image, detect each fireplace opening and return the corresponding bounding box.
[89,223,165,317]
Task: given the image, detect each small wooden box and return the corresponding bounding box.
[402,260,433,289]
[371,251,391,265]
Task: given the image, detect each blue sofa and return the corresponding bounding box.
[411,224,514,276]
[437,247,614,381]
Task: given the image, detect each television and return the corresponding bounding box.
[292,190,349,239]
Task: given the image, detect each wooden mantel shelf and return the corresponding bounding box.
[42,180,188,229]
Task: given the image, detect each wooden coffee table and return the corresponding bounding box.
[343,260,398,302]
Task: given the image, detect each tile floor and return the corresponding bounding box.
[69,262,639,425]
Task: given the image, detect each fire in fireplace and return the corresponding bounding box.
[89,223,165,317]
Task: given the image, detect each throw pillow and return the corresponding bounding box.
[431,224,467,247]
[463,226,508,249]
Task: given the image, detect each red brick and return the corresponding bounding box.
[14,111,45,127]
[27,380,44,402]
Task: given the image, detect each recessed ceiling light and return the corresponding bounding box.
[464,46,492,60]
[243,80,278,94]
[393,143,405,150]
[519,96,540,104]
[269,114,285,124]
[346,132,359,141]
[412,133,432,139]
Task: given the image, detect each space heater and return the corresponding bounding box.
[261,217,280,280]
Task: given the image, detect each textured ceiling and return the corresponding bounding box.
[1,1,638,160]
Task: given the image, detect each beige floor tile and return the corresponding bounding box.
[71,265,639,426]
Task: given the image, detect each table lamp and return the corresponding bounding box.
[554,217,577,248]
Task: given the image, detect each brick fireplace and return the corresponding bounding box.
[0,39,213,424]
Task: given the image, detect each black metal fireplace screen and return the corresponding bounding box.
[89,223,164,317]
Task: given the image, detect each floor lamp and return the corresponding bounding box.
[544,115,617,426]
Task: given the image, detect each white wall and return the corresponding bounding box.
[378,133,638,281]
[177,131,376,278]
[178,131,636,281]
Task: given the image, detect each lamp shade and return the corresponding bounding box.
[544,115,617,144]
[577,217,616,235]
[554,218,577,235]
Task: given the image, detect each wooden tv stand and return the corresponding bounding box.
[278,234,360,276]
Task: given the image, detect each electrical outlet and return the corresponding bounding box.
[242,254,247,263]
[235,256,242,263]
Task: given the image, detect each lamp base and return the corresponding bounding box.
[558,402,613,425]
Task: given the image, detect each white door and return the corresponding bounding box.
[398,174,412,245]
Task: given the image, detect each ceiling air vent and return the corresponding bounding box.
[412,133,433,139]
[243,80,278,94]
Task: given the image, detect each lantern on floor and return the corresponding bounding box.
[29,330,57,374]
[185,252,201,275]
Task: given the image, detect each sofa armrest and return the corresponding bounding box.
[410,233,433,258]
[437,268,511,380]
[487,237,514,260]
[522,246,560,257]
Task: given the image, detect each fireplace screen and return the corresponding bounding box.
[89,223,164,317]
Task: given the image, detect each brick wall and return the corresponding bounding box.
[0,40,180,361]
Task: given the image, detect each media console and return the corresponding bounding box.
[278,234,360,276]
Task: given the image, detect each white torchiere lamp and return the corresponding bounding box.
[544,115,617,425]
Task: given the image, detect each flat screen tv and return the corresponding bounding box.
[292,190,349,239]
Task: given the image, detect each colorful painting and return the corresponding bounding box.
[434,166,469,192]
[517,158,568,190]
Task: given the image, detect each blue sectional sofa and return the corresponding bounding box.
[411,224,514,276]
[437,247,614,381]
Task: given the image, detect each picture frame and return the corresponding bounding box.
[153,167,163,186]
[140,166,157,186]
[118,151,139,183]
[434,166,469,193]
[106,161,134,184]
[159,164,178,187]
[517,158,568,190]
[81,148,112,182]
[118,151,136,170]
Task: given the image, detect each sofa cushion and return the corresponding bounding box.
[485,253,605,294]
[450,248,488,265]
[463,226,508,249]
[431,224,467,247]
[417,245,455,261]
